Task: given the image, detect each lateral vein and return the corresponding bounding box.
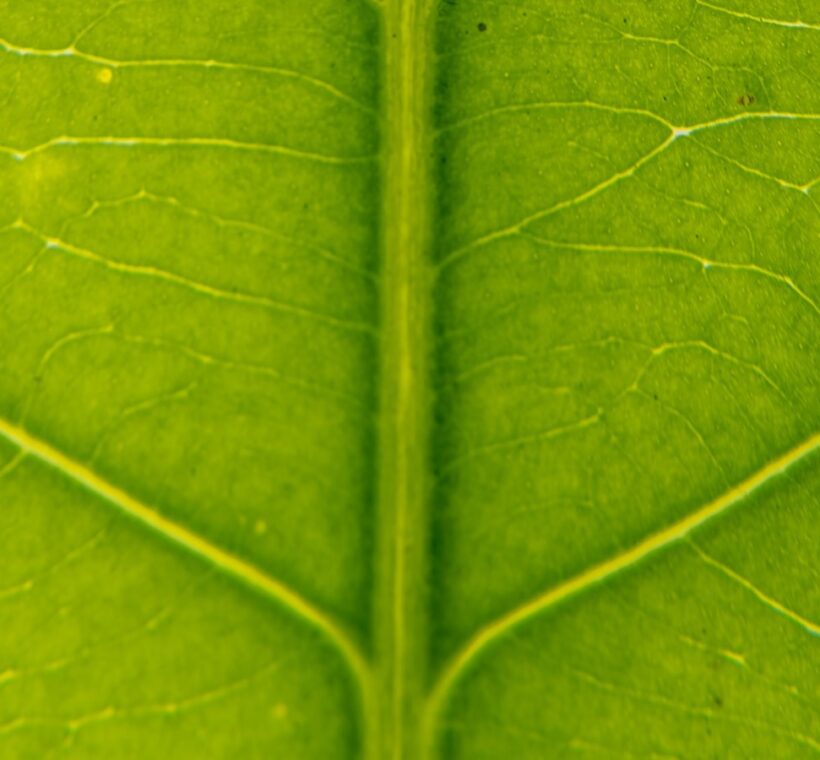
[0,416,370,689]
[438,110,819,274]
[425,432,820,731]
[0,37,375,114]
[520,234,820,316]
[14,222,375,335]
[0,135,373,165]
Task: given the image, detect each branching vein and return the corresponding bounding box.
[425,432,820,733]
[0,135,373,165]
[689,541,820,636]
[14,221,374,334]
[0,36,375,114]
[0,416,370,692]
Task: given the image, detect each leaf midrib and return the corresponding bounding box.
[372,0,436,756]
[4,410,817,759]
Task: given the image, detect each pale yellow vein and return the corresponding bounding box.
[0,416,371,696]
[424,432,820,743]
[689,541,820,636]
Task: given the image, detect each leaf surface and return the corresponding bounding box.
[0,0,817,758]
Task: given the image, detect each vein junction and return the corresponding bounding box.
[438,110,820,271]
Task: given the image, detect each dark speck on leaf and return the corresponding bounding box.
[713,694,723,707]
[477,22,487,32]
[737,93,755,106]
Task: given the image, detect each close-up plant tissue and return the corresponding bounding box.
[0,1,817,758]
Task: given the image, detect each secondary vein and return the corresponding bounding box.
[423,431,820,738]
[0,416,370,692]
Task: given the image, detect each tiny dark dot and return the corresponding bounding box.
[477,22,487,32]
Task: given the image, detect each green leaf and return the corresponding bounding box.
[1,1,817,758]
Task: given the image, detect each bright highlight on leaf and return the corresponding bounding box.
[0,1,817,758]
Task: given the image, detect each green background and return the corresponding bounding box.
[0,0,817,757]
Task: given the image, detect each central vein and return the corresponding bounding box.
[373,0,434,757]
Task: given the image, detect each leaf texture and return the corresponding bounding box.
[0,0,817,758]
